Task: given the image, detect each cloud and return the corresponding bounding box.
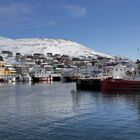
[47,21,56,26]
[0,3,31,18]
[64,6,87,18]
[0,3,32,26]
[35,21,56,28]
[123,26,140,30]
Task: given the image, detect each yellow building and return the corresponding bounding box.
[0,61,16,78]
[0,67,5,77]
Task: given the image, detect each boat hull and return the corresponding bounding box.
[32,77,53,82]
[76,78,101,91]
[101,78,140,91]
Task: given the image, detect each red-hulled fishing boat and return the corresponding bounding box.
[101,77,140,91]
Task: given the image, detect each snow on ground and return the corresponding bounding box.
[0,37,113,58]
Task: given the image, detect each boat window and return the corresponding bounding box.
[116,69,117,71]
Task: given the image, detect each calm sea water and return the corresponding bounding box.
[0,82,140,140]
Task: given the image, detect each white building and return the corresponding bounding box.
[112,63,135,79]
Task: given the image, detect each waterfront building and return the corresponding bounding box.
[14,65,30,75]
[0,61,17,79]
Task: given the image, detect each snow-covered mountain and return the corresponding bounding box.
[0,37,113,58]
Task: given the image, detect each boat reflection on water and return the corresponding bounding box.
[0,83,140,140]
[102,90,140,95]
[73,88,140,116]
[102,90,140,115]
[71,89,102,107]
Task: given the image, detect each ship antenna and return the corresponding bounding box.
[138,48,140,62]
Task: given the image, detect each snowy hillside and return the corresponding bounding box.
[0,37,113,58]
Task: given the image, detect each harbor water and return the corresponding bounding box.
[0,82,140,140]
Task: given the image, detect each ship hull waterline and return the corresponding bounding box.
[101,78,140,92]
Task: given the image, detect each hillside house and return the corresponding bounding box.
[2,51,13,57]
